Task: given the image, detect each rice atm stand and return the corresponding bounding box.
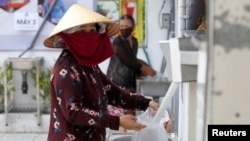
[202,1,250,141]
[159,0,250,141]
[157,0,205,140]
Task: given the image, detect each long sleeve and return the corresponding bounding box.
[50,50,119,130]
[51,67,117,129]
[48,50,150,141]
[107,80,151,111]
[100,66,151,110]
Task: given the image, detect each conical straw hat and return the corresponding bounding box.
[43,4,119,48]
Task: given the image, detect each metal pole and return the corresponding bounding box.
[4,61,8,126]
[18,0,58,58]
[152,82,179,122]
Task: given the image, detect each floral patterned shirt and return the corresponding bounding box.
[47,49,151,141]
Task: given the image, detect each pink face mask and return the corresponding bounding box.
[58,32,113,66]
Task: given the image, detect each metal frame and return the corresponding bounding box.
[3,57,43,126]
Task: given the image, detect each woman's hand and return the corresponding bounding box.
[140,64,156,76]
[119,115,146,131]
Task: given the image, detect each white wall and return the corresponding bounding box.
[143,0,170,73]
[0,0,171,100]
[0,0,172,133]
[0,0,172,74]
[88,0,172,74]
[0,0,171,73]
[0,51,61,68]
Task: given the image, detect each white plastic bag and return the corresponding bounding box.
[132,108,169,141]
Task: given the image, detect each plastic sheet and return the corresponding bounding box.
[132,108,170,141]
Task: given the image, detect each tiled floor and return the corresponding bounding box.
[0,113,134,141]
[0,133,133,141]
[0,113,49,141]
[0,132,133,141]
[0,133,47,141]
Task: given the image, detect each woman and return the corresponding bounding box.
[106,14,156,132]
[43,4,159,141]
[107,14,156,92]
